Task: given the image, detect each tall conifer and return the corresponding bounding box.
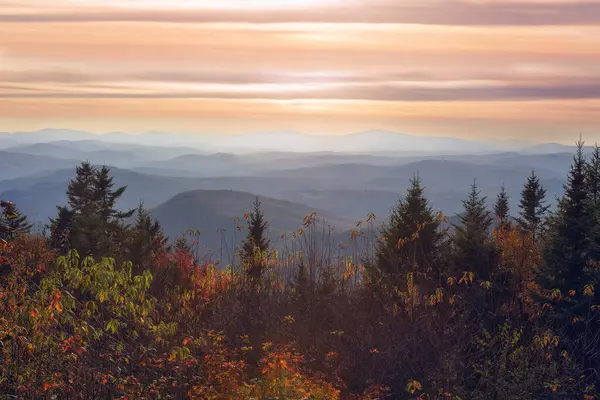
[374,175,443,287]
[493,185,510,228]
[517,170,549,242]
[0,201,31,241]
[51,162,133,257]
[453,182,495,281]
[241,197,270,279]
[585,144,600,204]
[540,140,595,314]
[129,203,168,270]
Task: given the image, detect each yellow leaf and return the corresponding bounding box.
[406,380,422,394]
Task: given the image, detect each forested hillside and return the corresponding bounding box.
[1,142,600,398]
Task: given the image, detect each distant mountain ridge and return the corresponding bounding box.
[0,150,78,180]
[150,189,355,261]
[0,128,572,154]
[0,153,567,228]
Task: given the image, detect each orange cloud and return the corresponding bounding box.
[1,0,600,142]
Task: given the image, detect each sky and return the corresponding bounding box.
[1,0,600,142]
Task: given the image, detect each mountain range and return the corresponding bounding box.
[0,128,584,255]
[0,128,541,154]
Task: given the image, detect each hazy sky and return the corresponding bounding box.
[2,0,600,142]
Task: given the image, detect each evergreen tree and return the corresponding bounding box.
[92,165,135,256]
[453,182,496,281]
[539,140,596,316]
[241,197,269,279]
[585,144,600,204]
[585,143,600,263]
[517,169,549,242]
[493,185,510,228]
[129,203,168,270]
[374,175,443,288]
[94,165,135,221]
[51,162,132,257]
[62,162,98,255]
[48,205,73,253]
[539,140,600,386]
[66,161,96,215]
[0,201,32,241]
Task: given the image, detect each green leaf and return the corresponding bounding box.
[105,319,119,334]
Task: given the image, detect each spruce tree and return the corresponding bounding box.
[585,143,600,263]
[493,185,510,228]
[540,140,595,316]
[585,144,600,204]
[92,165,134,256]
[62,162,98,255]
[241,197,269,279]
[453,182,496,281]
[66,161,96,215]
[374,175,443,288]
[48,205,73,253]
[539,139,600,384]
[0,201,32,241]
[52,162,133,257]
[517,169,549,242]
[129,203,168,270]
[94,165,134,221]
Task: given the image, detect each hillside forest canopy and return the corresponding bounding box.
[2,141,600,399]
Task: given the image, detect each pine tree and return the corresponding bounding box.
[94,165,134,221]
[0,201,32,241]
[585,144,600,204]
[539,140,595,316]
[493,185,510,228]
[62,162,98,255]
[539,140,600,384]
[66,161,96,215]
[517,169,549,242]
[241,197,270,279]
[453,182,496,281]
[92,165,135,256]
[52,162,133,257]
[48,205,73,253]
[585,143,600,263]
[129,203,168,270]
[374,175,443,288]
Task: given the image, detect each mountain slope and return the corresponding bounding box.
[7,140,209,167]
[0,151,78,180]
[1,155,568,228]
[0,167,209,225]
[262,159,566,215]
[151,190,354,257]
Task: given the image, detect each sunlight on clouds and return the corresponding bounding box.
[1,0,600,141]
[66,0,345,9]
[460,0,595,3]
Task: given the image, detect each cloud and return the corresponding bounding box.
[3,80,600,101]
[2,0,600,140]
[2,1,600,25]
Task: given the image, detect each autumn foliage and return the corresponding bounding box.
[1,147,600,398]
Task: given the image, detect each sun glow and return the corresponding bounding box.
[68,0,342,9]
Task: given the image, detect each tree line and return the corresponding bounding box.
[0,142,599,398]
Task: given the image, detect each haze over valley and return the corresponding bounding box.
[0,128,577,258]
